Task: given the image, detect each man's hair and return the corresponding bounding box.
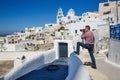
[85,25,90,30]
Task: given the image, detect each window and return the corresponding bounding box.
[59,19,61,22]
[103,11,111,15]
[75,30,77,34]
[68,16,71,19]
[58,16,61,19]
[4,39,6,43]
[49,25,52,26]
[92,29,96,31]
[104,3,109,6]
[59,22,62,25]
[59,13,61,15]
[12,39,14,42]
[67,33,69,35]
[110,18,114,23]
[79,18,81,20]
[110,18,113,21]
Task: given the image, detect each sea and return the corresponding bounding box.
[0,30,24,37]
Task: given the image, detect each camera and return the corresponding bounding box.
[80,29,85,33]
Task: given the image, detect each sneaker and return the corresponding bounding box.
[91,65,97,69]
[74,51,80,55]
[74,51,77,54]
[84,62,92,66]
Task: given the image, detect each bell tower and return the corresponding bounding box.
[56,8,64,24]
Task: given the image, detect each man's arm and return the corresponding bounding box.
[81,33,86,39]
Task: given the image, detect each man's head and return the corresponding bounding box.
[85,25,90,32]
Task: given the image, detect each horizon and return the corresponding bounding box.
[0,0,115,34]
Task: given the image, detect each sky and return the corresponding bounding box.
[0,0,114,34]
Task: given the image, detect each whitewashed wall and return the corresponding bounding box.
[67,21,99,36]
[4,44,17,51]
[54,40,73,59]
[66,53,90,80]
[97,23,109,40]
[108,39,120,65]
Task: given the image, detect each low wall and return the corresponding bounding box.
[66,53,90,80]
[0,51,45,60]
[4,44,17,52]
[108,39,120,65]
[4,49,56,80]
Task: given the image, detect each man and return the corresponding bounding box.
[76,25,96,69]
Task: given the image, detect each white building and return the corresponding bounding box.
[0,37,6,51]
[25,27,43,35]
[43,23,58,33]
[56,8,107,35]
[57,8,79,24]
[4,44,17,51]
[61,11,107,37]
[4,35,20,44]
[2,35,20,51]
[14,32,27,41]
[0,37,4,47]
[99,1,120,24]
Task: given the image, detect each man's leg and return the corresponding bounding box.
[76,42,86,55]
[88,50,96,68]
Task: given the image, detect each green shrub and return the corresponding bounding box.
[58,26,65,32]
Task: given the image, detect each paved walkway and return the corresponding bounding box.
[97,58,120,80]
[79,53,120,80]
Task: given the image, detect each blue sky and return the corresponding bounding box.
[0,0,113,33]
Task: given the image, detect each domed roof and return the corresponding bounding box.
[67,8,75,15]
